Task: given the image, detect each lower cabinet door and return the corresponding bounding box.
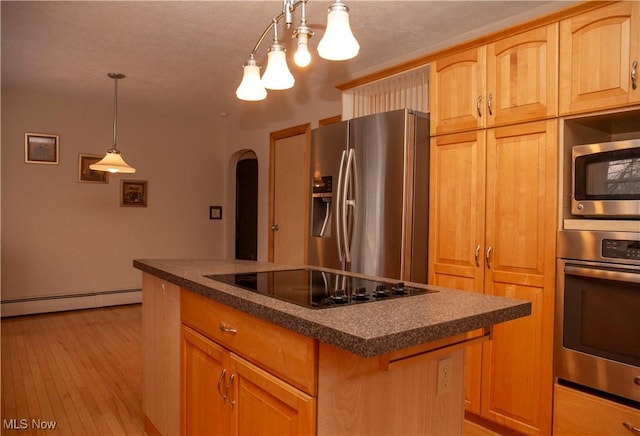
[229,353,316,436]
[182,325,228,435]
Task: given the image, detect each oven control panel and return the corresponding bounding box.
[602,239,640,261]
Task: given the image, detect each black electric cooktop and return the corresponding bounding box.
[204,268,436,309]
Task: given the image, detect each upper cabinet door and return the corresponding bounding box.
[430,46,486,135]
[486,24,558,127]
[559,2,640,115]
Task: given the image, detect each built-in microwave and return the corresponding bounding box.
[572,139,640,218]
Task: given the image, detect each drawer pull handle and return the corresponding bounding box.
[634,376,640,386]
[477,95,482,117]
[486,245,492,269]
[475,245,481,267]
[225,374,236,409]
[632,60,638,90]
[623,422,640,433]
[219,323,238,334]
[217,369,227,401]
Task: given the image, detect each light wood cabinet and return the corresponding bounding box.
[430,24,558,135]
[553,383,640,435]
[559,1,640,115]
[142,273,181,436]
[486,24,558,127]
[428,120,557,435]
[181,291,316,436]
[430,46,486,135]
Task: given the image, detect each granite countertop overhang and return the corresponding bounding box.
[133,259,531,358]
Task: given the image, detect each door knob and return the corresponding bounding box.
[271,224,280,231]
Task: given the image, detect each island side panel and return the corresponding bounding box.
[142,273,181,436]
[317,342,465,435]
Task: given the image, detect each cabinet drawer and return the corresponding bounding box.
[181,289,317,395]
[554,383,640,435]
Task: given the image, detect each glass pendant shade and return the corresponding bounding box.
[318,2,360,61]
[261,47,295,90]
[236,61,267,101]
[90,149,136,173]
[294,33,312,67]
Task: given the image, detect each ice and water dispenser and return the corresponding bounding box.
[311,176,332,237]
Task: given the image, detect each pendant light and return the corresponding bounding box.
[261,19,295,90]
[236,55,268,101]
[317,0,360,61]
[90,73,136,174]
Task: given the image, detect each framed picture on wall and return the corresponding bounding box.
[78,154,109,183]
[25,133,59,164]
[121,180,148,207]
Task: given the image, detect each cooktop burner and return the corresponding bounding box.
[204,268,436,309]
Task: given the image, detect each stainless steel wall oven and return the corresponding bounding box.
[556,230,640,404]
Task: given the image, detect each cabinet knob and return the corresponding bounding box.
[271,224,280,231]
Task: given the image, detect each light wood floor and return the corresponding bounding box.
[2,304,501,436]
[1,304,143,435]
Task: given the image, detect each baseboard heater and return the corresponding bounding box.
[0,288,142,318]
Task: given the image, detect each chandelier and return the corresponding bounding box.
[236,0,359,102]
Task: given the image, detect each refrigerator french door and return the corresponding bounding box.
[308,109,429,283]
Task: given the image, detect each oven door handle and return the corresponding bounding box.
[565,265,640,284]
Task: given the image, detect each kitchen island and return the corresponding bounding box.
[134,259,531,435]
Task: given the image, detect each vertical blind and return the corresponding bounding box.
[342,66,429,119]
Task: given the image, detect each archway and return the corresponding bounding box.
[235,151,258,260]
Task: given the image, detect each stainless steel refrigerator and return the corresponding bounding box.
[308,109,429,283]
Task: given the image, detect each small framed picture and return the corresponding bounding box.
[121,180,148,207]
[78,154,108,183]
[210,206,222,220]
[25,133,59,164]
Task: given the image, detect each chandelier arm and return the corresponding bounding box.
[248,0,306,57]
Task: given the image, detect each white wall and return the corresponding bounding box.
[1,86,226,303]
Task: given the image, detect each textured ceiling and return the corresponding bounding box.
[2,1,575,119]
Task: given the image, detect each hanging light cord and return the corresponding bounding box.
[108,72,125,152]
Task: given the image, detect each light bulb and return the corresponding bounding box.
[294,33,311,67]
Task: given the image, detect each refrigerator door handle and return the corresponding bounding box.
[343,149,356,263]
[335,150,347,262]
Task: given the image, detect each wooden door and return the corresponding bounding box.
[430,46,486,135]
[428,130,486,413]
[480,120,557,435]
[229,354,315,436]
[486,23,558,126]
[181,325,229,436]
[559,1,640,115]
[269,124,310,265]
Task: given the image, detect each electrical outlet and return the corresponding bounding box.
[437,356,452,395]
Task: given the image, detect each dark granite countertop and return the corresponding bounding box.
[133,259,531,358]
